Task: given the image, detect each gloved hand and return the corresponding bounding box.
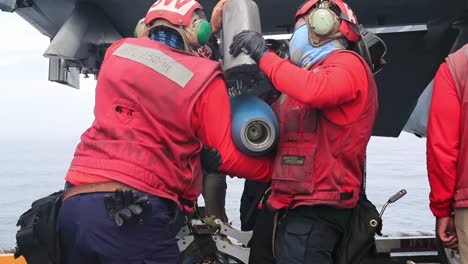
[229,30,269,63]
[104,189,151,227]
[200,147,222,173]
[265,39,290,59]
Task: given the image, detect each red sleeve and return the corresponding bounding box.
[258,51,367,109]
[427,62,460,218]
[191,76,273,182]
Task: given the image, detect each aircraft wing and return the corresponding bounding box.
[0,0,467,137]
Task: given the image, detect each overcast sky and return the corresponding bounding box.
[0,12,97,139]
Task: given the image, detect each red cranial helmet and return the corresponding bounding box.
[143,0,212,53]
[145,0,203,27]
[295,0,359,46]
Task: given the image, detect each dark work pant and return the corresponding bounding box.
[240,180,270,231]
[248,206,275,264]
[58,192,180,264]
[275,206,351,264]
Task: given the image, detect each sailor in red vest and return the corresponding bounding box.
[427,44,468,262]
[229,0,378,263]
[56,1,272,263]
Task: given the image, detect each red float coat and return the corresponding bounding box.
[258,50,378,210]
[427,44,468,218]
[66,37,272,210]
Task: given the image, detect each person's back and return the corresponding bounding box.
[57,1,273,263]
[134,0,231,225]
[71,37,222,206]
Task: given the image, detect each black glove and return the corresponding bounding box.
[266,39,290,59]
[229,30,269,63]
[200,147,222,173]
[104,189,151,227]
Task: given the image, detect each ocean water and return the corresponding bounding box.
[0,132,433,250]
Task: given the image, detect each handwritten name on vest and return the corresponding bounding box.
[113,43,193,87]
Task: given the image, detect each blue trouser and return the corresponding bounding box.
[58,192,181,264]
[275,205,351,264]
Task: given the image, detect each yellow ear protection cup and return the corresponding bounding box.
[308,8,336,35]
[197,20,212,46]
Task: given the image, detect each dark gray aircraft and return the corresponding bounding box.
[0,0,467,137]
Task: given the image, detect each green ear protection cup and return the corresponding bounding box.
[197,20,212,46]
[308,8,335,35]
